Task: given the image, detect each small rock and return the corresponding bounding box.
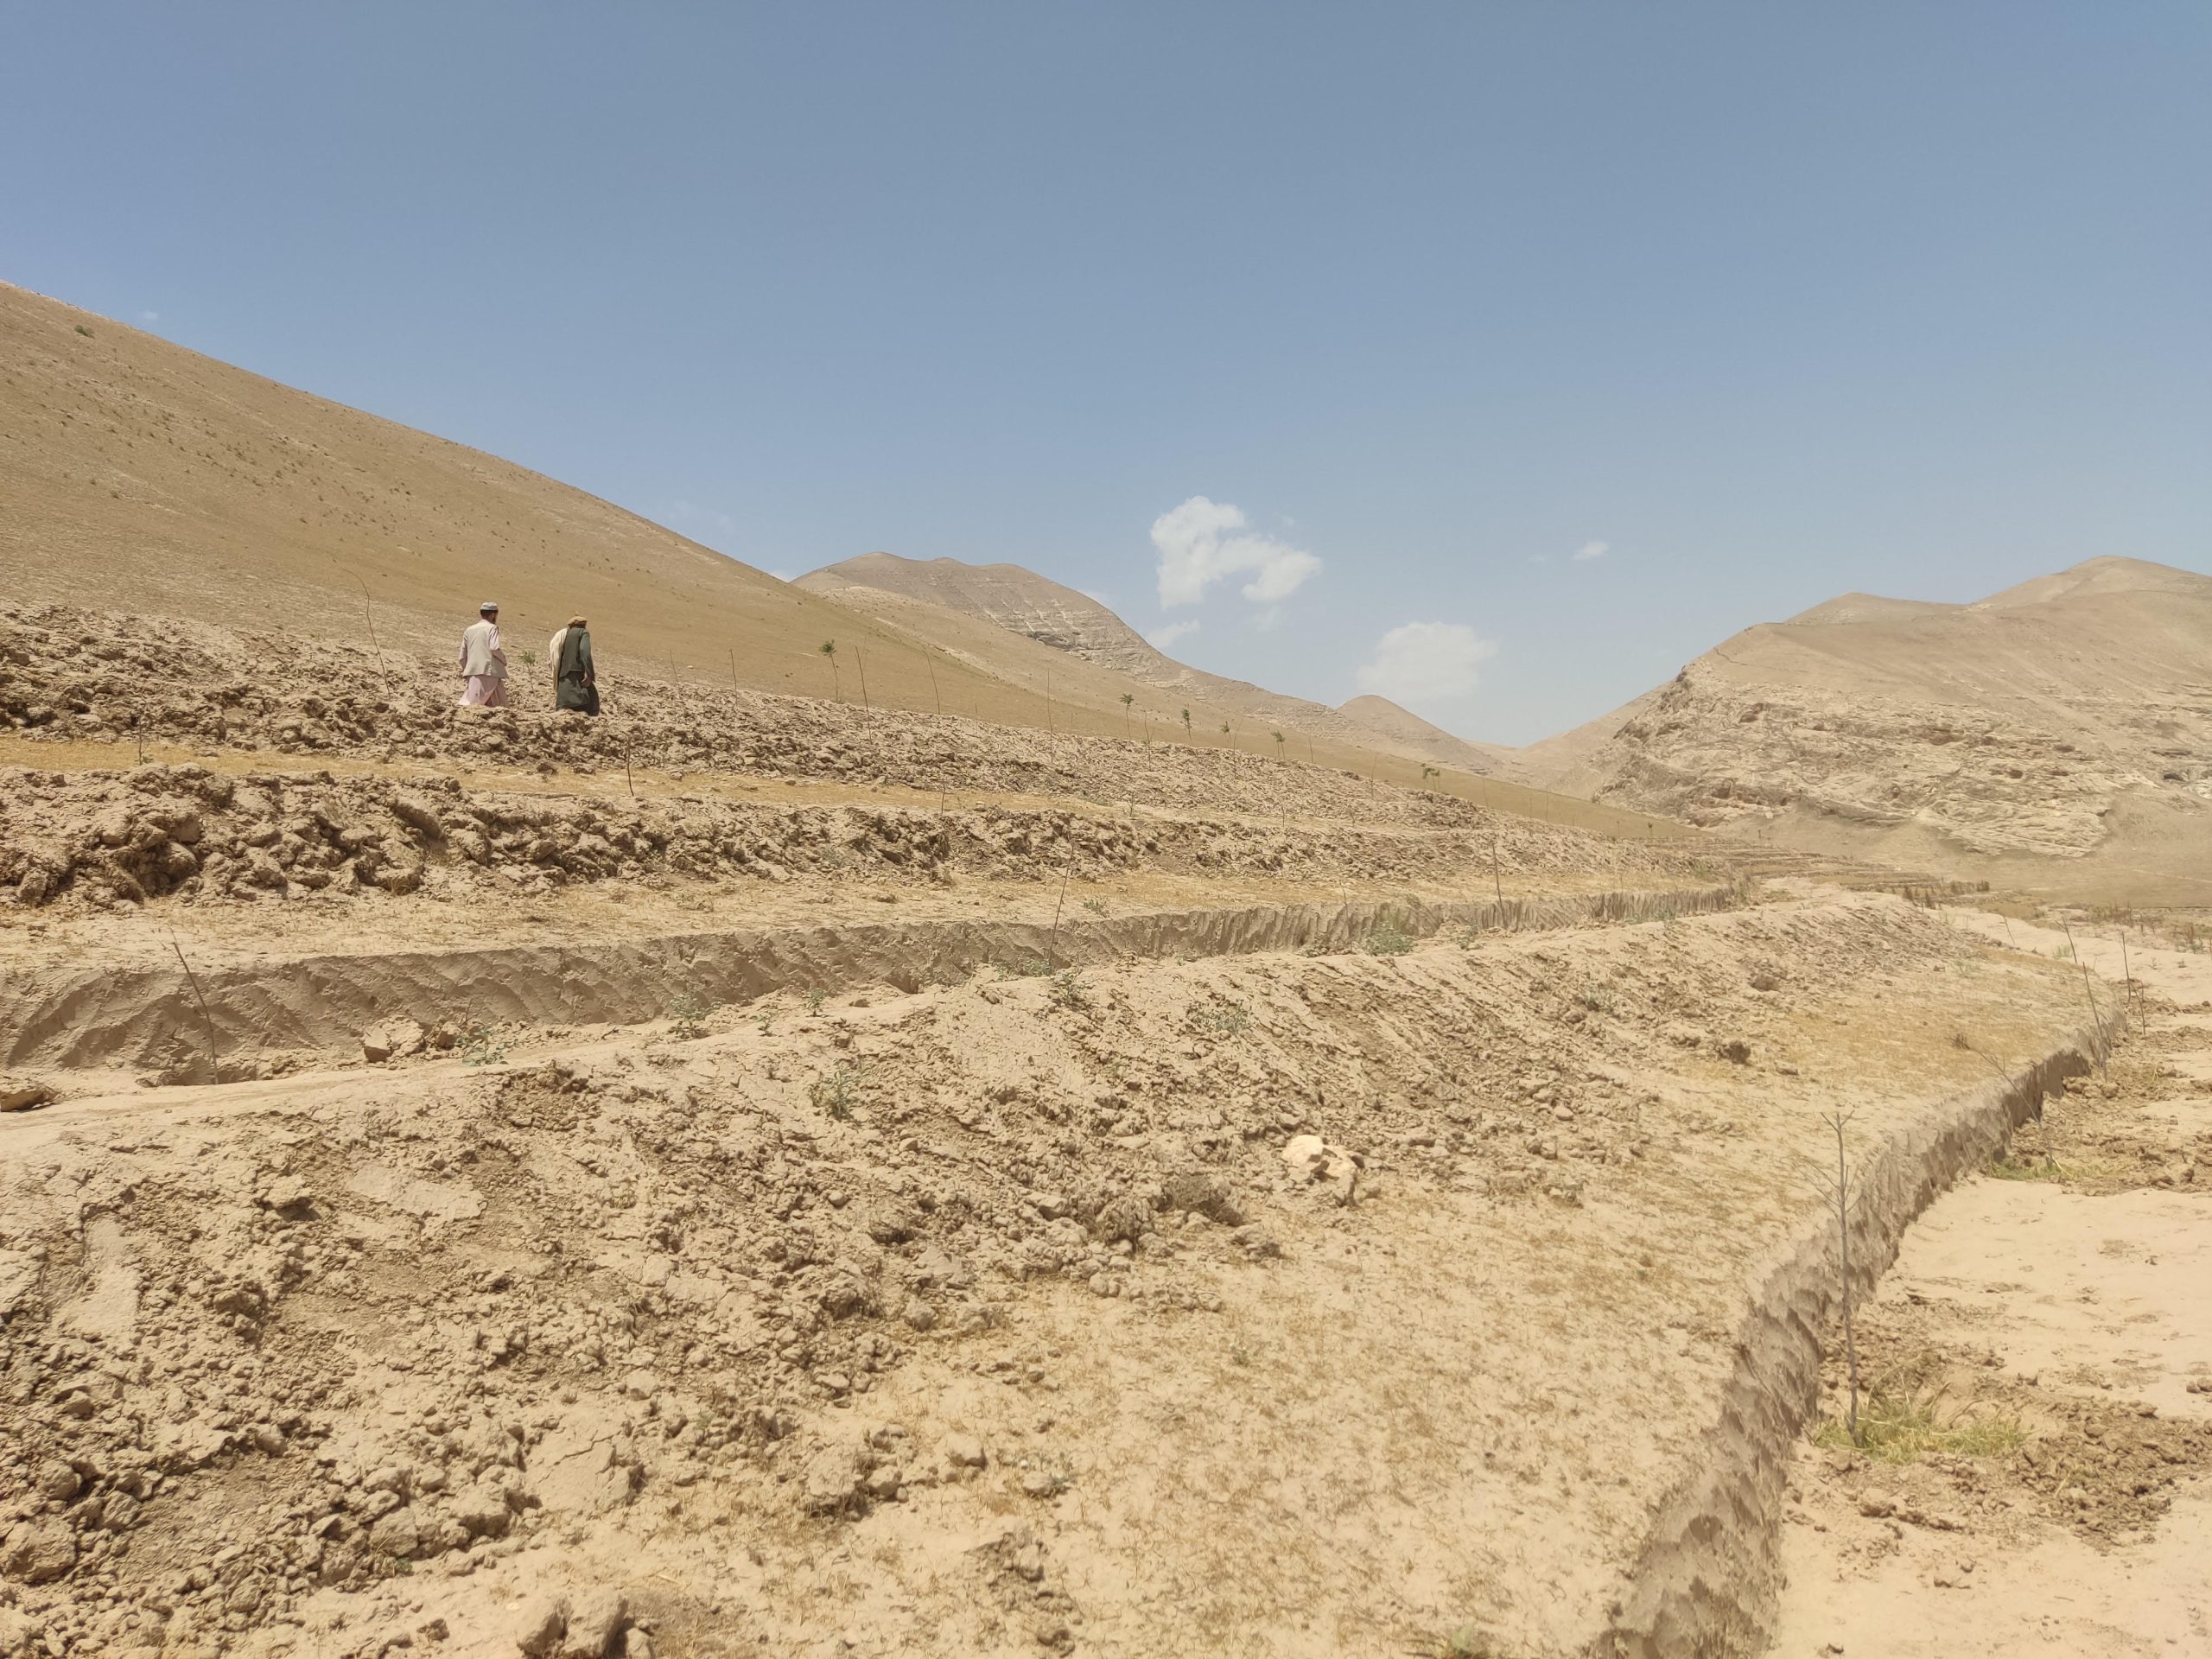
[248,1422,287,1456]
[362,1017,427,1064]
[1159,1166,1243,1226]
[944,1433,988,1471]
[514,1594,568,1657]
[558,1589,627,1659]
[0,1607,41,1658]
[1858,1489,1897,1519]
[1230,1224,1282,1261]
[900,1296,937,1332]
[366,1505,420,1559]
[620,1633,657,1659]
[1281,1135,1363,1203]
[1020,1471,1059,1499]
[800,1444,870,1516]
[0,1079,54,1114]
[33,1461,79,1502]
[0,1516,77,1584]
[451,1483,513,1538]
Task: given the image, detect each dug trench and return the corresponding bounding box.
[1762,914,2212,1658]
[0,892,2111,1658]
[0,887,1751,1080]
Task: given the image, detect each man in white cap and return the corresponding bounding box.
[457,602,508,707]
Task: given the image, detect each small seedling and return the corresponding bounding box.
[804,988,826,1016]
[1810,1352,2024,1463]
[1365,916,1414,957]
[1179,708,1192,733]
[667,993,708,1040]
[1080,896,1108,915]
[817,639,842,701]
[1192,1001,1250,1036]
[1120,691,1135,736]
[810,1062,869,1120]
[1986,1155,2075,1183]
[74,323,93,337]
[1048,969,1090,1011]
[1578,985,1617,1014]
[755,1011,774,1035]
[460,1024,508,1067]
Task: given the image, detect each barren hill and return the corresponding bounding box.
[0,282,1670,839]
[800,551,1522,780]
[1333,693,1514,772]
[1524,556,2212,897]
[0,282,1031,718]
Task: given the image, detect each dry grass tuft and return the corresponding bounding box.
[1813,1354,2025,1464]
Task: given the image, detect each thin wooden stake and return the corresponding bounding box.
[2120,927,2135,1015]
[1824,1109,1864,1445]
[169,931,223,1084]
[855,645,871,711]
[1491,834,1503,903]
[2062,921,2109,1077]
[925,655,944,717]
[1046,846,1074,969]
[728,647,741,692]
[622,733,636,799]
[351,573,386,675]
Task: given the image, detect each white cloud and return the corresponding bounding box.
[1151,495,1321,610]
[1573,540,1609,562]
[137,309,159,324]
[1146,619,1201,652]
[1355,622,1497,708]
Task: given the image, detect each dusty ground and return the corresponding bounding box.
[0,599,1686,848]
[0,570,2189,1659]
[0,881,2093,1659]
[1769,915,2212,1657]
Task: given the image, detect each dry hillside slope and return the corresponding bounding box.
[0,283,1025,719]
[800,551,1522,779]
[1,283,1661,839]
[1526,556,2212,898]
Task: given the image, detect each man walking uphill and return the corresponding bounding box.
[553,616,599,715]
[457,602,507,708]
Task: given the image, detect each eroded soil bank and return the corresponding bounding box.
[0,895,2093,1658]
[1764,917,2212,1658]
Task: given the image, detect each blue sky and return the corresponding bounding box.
[5,3,2206,743]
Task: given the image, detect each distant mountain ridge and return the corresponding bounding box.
[798,552,1522,778]
[1520,556,2212,896]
